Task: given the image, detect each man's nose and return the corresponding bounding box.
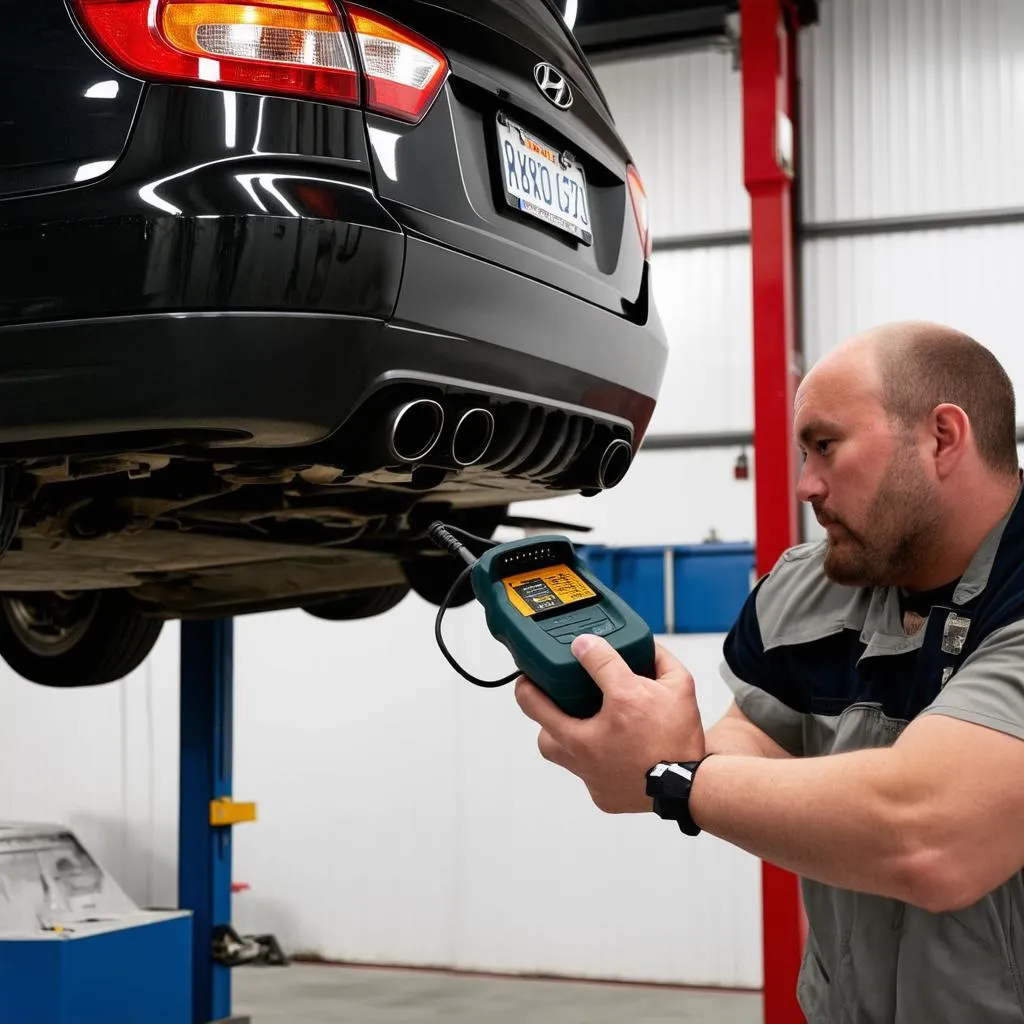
[796,460,825,505]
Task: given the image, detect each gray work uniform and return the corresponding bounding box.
[721,493,1024,1023]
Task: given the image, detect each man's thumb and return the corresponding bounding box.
[570,634,639,694]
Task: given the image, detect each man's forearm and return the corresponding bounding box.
[705,709,794,759]
[690,748,925,902]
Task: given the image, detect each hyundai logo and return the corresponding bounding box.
[533,62,573,110]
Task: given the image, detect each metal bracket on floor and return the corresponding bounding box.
[213,924,290,968]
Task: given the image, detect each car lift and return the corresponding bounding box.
[179,618,257,1024]
[741,1,806,1021]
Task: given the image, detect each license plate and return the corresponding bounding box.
[496,116,593,245]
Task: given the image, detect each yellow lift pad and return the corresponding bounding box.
[210,797,257,827]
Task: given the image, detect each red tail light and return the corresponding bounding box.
[348,6,448,122]
[71,0,448,123]
[72,0,360,105]
[626,164,653,259]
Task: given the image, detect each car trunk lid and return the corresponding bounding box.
[355,0,647,316]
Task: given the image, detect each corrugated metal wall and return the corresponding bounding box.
[804,226,1024,371]
[598,49,749,236]
[801,0,1024,367]
[801,0,1024,222]
[801,0,1024,532]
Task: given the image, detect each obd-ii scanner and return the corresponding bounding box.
[429,522,656,718]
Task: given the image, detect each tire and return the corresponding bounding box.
[401,556,476,608]
[0,590,164,688]
[303,584,411,622]
[403,505,507,608]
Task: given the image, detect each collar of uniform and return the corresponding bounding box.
[952,482,1023,604]
[858,485,1022,657]
[860,585,926,657]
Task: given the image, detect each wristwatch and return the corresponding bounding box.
[645,757,711,836]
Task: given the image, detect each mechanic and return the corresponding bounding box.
[515,321,1024,1022]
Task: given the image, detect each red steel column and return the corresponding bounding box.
[740,1,805,1022]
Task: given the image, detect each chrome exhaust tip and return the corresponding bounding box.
[452,408,496,467]
[597,439,633,489]
[388,399,445,463]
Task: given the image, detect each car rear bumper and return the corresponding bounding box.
[0,224,665,450]
[0,307,644,440]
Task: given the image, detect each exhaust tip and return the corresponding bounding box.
[597,439,633,489]
[452,408,496,467]
[389,399,445,463]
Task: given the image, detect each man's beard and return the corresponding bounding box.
[817,442,942,588]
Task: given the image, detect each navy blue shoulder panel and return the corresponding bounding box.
[723,576,812,713]
[722,577,767,684]
[725,577,949,721]
[961,492,1024,660]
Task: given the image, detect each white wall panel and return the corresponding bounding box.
[801,0,1024,222]
[647,246,753,436]
[597,50,748,237]
[508,449,755,549]
[229,612,761,988]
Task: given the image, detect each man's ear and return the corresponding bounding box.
[930,403,971,479]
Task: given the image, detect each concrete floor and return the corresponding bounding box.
[233,963,762,1024]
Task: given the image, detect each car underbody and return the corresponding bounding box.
[0,382,635,619]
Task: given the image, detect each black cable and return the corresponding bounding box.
[435,522,501,556]
[433,560,520,690]
[427,522,478,565]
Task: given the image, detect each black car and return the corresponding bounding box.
[0,0,667,687]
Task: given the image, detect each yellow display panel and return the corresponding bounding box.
[501,564,596,617]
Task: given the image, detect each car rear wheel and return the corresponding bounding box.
[402,506,508,608]
[303,585,411,622]
[0,590,164,687]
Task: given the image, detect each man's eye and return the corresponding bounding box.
[816,439,834,455]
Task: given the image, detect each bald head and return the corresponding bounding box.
[809,321,1019,478]
[795,323,1019,588]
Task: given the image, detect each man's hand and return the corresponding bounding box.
[514,635,705,814]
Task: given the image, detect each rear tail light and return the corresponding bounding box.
[71,0,448,122]
[73,0,360,105]
[626,164,653,260]
[348,6,447,122]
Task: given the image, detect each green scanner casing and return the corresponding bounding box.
[470,534,656,718]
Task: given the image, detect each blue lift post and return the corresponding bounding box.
[179,619,237,1024]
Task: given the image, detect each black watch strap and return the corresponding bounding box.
[645,756,711,836]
